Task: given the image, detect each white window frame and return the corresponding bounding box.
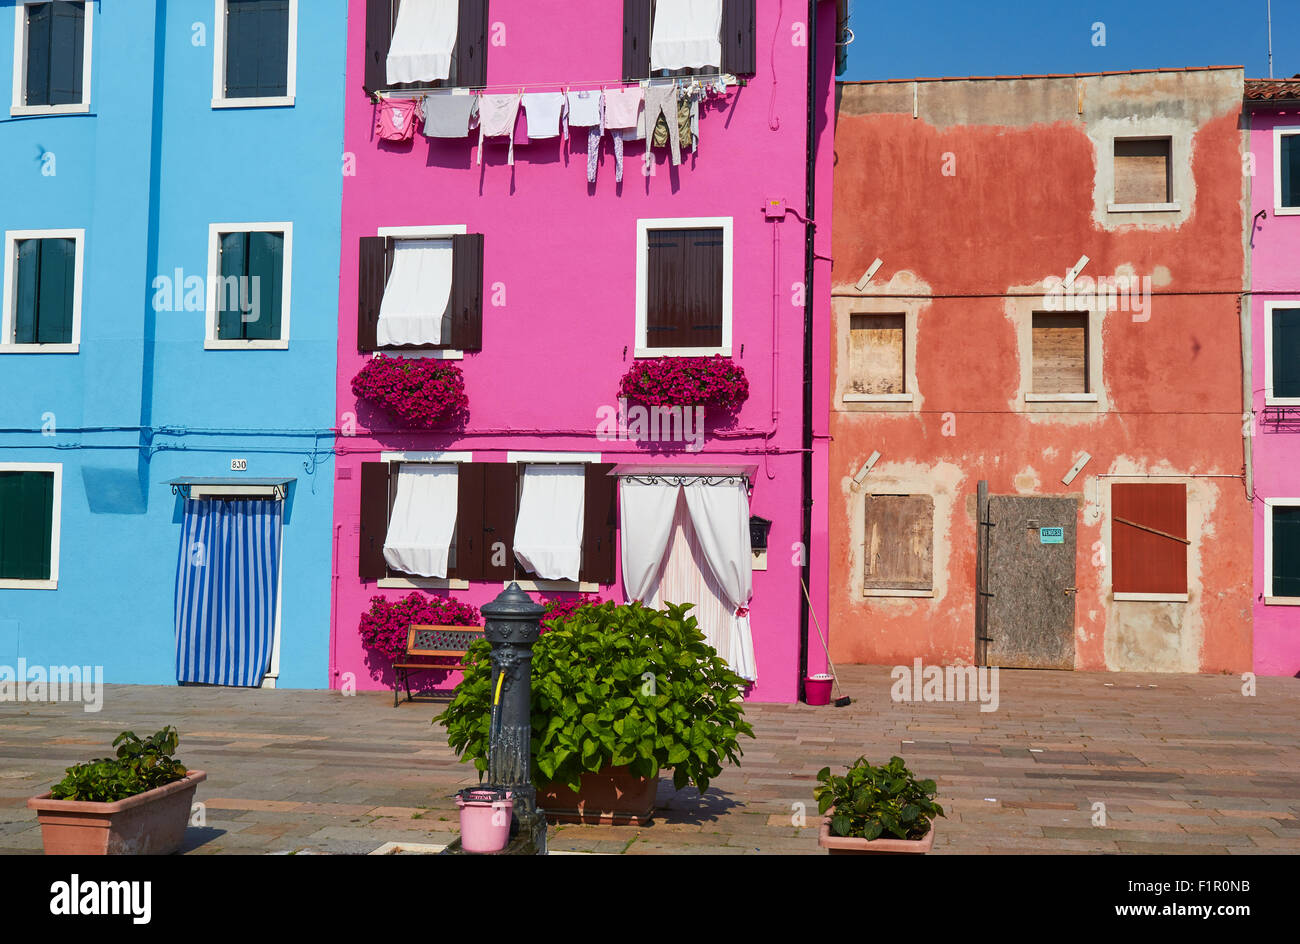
[10,1,93,117]
[211,0,298,109]
[0,228,84,353]
[1263,300,1300,405]
[1108,135,1180,213]
[372,224,466,359]
[376,450,472,590]
[1264,498,1300,603]
[0,462,61,590]
[1273,127,1300,216]
[204,222,293,350]
[635,217,733,358]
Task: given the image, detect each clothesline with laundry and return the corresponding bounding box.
[374,77,734,184]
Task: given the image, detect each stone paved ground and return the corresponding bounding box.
[1,666,1296,854]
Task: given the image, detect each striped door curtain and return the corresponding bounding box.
[174,499,283,686]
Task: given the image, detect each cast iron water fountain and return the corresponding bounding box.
[444,582,548,855]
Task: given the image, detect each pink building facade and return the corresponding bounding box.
[330,0,839,702]
[1247,80,1300,678]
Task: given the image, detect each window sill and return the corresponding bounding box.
[1114,592,1189,603]
[212,96,295,109]
[205,339,289,350]
[864,588,933,598]
[1264,596,1300,606]
[379,576,470,590]
[635,347,731,358]
[1272,205,1300,217]
[508,579,600,593]
[1025,392,1098,402]
[1264,396,1300,407]
[0,578,57,590]
[1107,202,1181,213]
[0,343,79,354]
[379,349,464,360]
[9,103,90,117]
[842,392,912,403]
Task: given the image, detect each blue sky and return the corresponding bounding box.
[840,0,1299,81]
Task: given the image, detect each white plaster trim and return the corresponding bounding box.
[1025,392,1099,403]
[380,451,472,463]
[1263,596,1300,606]
[1263,301,1300,405]
[204,222,293,348]
[1,229,85,351]
[0,462,60,589]
[380,577,471,590]
[1263,497,1300,598]
[863,588,934,598]
[1113,592,1189,603]
[1273,127,1300,215]
[211,0,297,108]
[385,349,464,360]
[1106,202,1180,213]
[10,1,93,116]
[506,452,601,464]
[842,393,913,403]
[635,217,733,356]
[507,580,600,593]
[377,225,467,238]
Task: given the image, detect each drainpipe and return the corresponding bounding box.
[330,522,341,688]
[1242,295,1254,500]
[797,0,819,702]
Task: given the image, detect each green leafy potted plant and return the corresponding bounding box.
[813,756,944,854]
[437,601,753,824]
[27,727,205,855]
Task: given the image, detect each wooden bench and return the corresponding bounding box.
[393,624,485,707]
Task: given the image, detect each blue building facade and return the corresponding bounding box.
[0,0,345,688]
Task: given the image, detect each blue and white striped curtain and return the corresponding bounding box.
[174,499,283,687]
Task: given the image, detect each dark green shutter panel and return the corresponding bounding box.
[358,463,390,580]
[36,238,75,344]
[580,464,617,585]
[721,0,756,76]
[455,0,489,88]
[245,231,284,341]
[623,0,651,82]
[449,233,484,351]
[1274,506,1300,597]
[24,3,51,106]
[1273,308,1300,399]
[218,232,248,340]
[364,0,394,91]
[224,0,255,97]
[256,0,290,97]
[357,236,390,351]
[0,471,54,581]
[13,240,41,344]
[226,0,288,98]
[48,1,84,105]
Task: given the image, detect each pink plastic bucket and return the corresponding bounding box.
[455,790,514,853]
[804,674,834,706]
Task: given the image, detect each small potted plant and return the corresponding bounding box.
[813,755,944,854]
[27,727,205,855]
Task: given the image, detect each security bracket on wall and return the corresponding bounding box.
[1061,452,1091,486]
[854,259,883,292]
[850,451,881,491]
[1063,255,1090,288]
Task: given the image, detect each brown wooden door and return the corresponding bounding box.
[981,495,1077,670]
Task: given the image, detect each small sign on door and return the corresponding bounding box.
[1039,527,1064,544]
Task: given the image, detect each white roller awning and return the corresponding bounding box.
[387,0,459,85]
[383,464,458,578]
[650,0,722,72]
[378,238,453,347]
[513,464,585,581]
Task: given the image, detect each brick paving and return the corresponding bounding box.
[0,666,1296,854]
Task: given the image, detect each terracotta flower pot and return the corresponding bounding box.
[818,814,935,855]
[537,765,657,825]
[28,770,206,855]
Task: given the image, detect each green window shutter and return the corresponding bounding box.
[24,3,52,106]
[244,231,284,341]
[0,471,54,581]
[1273,506,1300,597]
[218,232,248,340]
[225,0,289,99]
[255,0,290,97]
[223,0,257,98]
[13,240,41,344]
[48,1,85,106]
[36,238,75,344]
[1283,136,1300,209]
[1273,308,1300,399]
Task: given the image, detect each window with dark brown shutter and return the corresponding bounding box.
[449,232,484,351]
[645,227,724,349]
[357,234,483,353]
[1113,137,1172,205]
[1112,483,1188,595]
[358,462,391,580]
[364,0,489,93]
[580,464,618,585]
[622,0,652,82]
[720,0,756,76]
[863,495,933,592]
[453,463,517,580]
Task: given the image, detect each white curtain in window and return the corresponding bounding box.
[387,0,459,84]
[513,465,585,581]
[383,464,458,577]
[681,480,756,681]
[652,497,737,670]
[378,238,453,347]
[619,479,681,602]
[650,0,723,72]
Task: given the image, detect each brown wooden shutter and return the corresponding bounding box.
[863,495,933,591]
[364,0,394,92]
[580,464,618,585]
[623,0,651,82]
[357,236,391,352]
[449,233,484,351]
[454,463,486,579]
[646,228,723,348]
[1112,483,1188,594]
[359,462,391,580]
[721,0,757,76]
[482,463,518,580]
[456,0,490,89]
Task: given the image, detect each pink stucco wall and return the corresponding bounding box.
[1249,108,1300,677]
[330,0,836,702]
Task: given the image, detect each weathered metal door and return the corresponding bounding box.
[978,493,1077,670]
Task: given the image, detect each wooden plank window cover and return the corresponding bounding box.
[646,227,723,348]
[849,313,904,394]
[863,495,933,591]
[1114,138,1171,205]
[581,464,618,585]
[623,0,653,82]
[0,470,54,581]
[1112,483,1187,595]
[1272,506,1300,597]
[358,462,390,580]
[1272,308,1300,398]
[720,0,756,75]
[1032,312,1088,394]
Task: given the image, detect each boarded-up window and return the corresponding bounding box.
[1112,483,1187,595]
[1271,505,1300,597]
[848,313,904,394]
[645,227,724,349]
[1271,307,1300,399]
[863,495,933,591]
[1032,312,1088,394]
[1114,138,1171,205]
